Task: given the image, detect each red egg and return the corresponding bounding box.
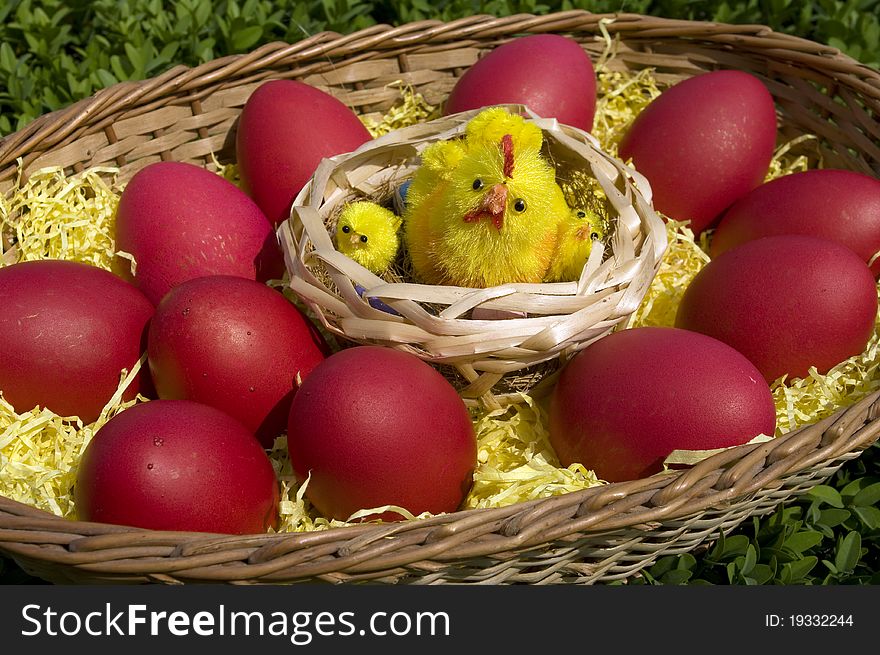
[618,70,778,235]
[75,400,279,534]
[286,346,477,522]
[236,80,373,226]
[115,161,282,306]
[676,235,878,382]
[0,260,154,424]
[444,34,597,132]
[148,276,329,448]
[711,169,880,276]
[549,327,777,483]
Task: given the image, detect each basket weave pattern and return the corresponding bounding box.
[2,11,880,584]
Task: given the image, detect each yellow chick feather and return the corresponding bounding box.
[335,201,402,274]
[463,106,544,152]
[403,107,570,288]
[545,207,607,282]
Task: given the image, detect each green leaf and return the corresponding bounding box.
[647,556,678,578]
[852,482,880,508]
[157,42,180,67]
[95,68,117,89]
[852,506,880,529]
[863,20,880,51]
[742,545,757,575]
[784,556,819,583]
[784,530,824,554]
[840,475,880,499]
[834,532,862,574]
[124,42,143,73]
[0,42,17,72]
[194,0,212,27]
[660,569,693,585]
[676,553,697,571]
[806,485,844,508]
[751,563,775,585]
[110,55,128,81]
[816,508,851,529]
[726,561,738,584]
[721,534,751,558]
[23,33,44,56]
[231,25,262,51]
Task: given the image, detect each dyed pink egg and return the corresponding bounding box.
[676,235,878,382]
[0,260,154,424]
[618,70,778,235]
[549,327,777,483]
[76,400,279,534]
[236,80,373,226]
[286,346,477,522]
[711,169,880,276]
[115,161,282,305]
[148,275,329,448]
[444,34,597,132]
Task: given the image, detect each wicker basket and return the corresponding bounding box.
[2,11,880,585]
[281,104,666,409]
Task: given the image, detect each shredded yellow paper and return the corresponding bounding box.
[359,82,439,137]
[592,66,663,158]
[1,64,877,533]
[771,306,880,435]
[0,165,126,274]
[0,358,148,518]
[626,219,712,330]
[464,394,601,509]
[211,152,241,187]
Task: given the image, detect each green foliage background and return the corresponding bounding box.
[1,1,879,585]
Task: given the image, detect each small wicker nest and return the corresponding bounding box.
[279,104,667,409]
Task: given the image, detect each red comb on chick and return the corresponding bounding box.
[501,134,514,178]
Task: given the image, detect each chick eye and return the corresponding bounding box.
[360,235,368,243]
[472,178,483,190]
[341,225,351,233]
[513,199,526,213]
[591,232,599,240]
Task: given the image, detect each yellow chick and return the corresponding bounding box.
[335,201,402,274]
[403,107,570,288]
[545,207,607,282]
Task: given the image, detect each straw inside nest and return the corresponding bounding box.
[1,57,877,534]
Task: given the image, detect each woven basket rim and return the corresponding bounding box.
[1,388,878,579]
[2,10,880,583]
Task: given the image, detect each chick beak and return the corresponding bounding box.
[575,225,592,241]
[349,233,362,246]
[463,184,508,230]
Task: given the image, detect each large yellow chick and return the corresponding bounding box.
[403,107,570,288]
[545,207,607,282]
[335,201,402,274]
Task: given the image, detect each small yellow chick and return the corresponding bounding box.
[545,207,607,282]
[335,201,402,274]
[403,107,570,288]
